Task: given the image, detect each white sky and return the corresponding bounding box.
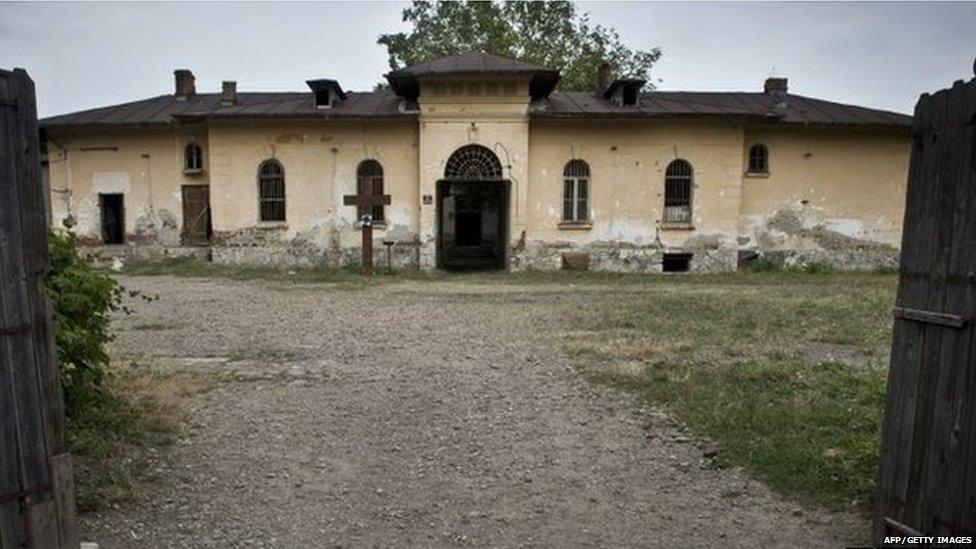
[1,1,973,118]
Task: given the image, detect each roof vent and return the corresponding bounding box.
[221,81,237,107]
[604,78,646,107]
[306,79,346,109]
[174,69,195,100]
[764,77,788,95]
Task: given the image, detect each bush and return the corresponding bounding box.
[46,230,151,414]
[46,229,122,411]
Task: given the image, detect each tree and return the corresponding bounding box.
[378,1,661,91]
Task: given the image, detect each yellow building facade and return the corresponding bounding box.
[41,53,912,272]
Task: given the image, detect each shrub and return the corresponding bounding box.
[46,229,149,413]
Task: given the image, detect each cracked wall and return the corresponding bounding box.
[738,126,909,269]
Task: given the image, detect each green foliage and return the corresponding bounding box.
[46,230,151,412]
[378,1,661,91]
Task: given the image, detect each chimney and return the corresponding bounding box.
[174,69,196,100]
[597,62,613,93]
[764,77,788,95]
[221,81,237,106]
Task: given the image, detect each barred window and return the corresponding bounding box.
[562,159,590,223]
[185,143,203,172]
[748,143,769,173]
[663,159,693,224]
[357,160,385,222]
[258,159,285,222]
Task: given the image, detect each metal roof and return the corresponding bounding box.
[539,91,912,127]
[40,53,911,130]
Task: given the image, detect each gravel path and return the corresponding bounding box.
[81,275,865,548]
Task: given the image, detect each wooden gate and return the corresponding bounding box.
[875,66,976,540]
[1,69,77,547]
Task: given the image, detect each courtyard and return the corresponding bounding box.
[74,266,895,547]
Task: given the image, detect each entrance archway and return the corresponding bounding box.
[437,145,509,271]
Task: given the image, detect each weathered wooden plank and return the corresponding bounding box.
[903,74,961,531]
[916,78,976,535]
[877,88,946,534]
[875,88,931,538]
[0,72,50,481]
[0,67,75,548]
[50,453,78,548]
[929,76,976,536]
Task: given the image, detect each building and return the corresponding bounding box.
[40,53,912,272]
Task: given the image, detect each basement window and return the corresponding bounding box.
[662,253,692,273]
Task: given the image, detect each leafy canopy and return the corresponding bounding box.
[378,1,661,91]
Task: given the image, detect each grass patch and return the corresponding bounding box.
[227,347,298,363]
[131,321,183,331]
[68,359,214,512]
[575,271,897,512]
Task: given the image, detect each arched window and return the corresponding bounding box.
[357,160,385,223]
[444,144,503,180]
[184,143,203,172]
[258,159,285,222]
[748,143,769,174]
[663,159,693,224]
[562,160,590,223]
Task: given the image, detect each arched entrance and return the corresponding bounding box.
[437,145,509,270]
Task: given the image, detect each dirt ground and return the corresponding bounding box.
[81,275,867,548]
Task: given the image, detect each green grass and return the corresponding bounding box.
[574,271,897,512]
[68,361,213,512]
[227,347,298,363]
[131,321,183,331]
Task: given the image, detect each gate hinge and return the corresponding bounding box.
[893,306,966,328]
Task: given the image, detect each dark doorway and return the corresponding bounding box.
[181,185,211,246]
[99,193,124,244]
[437,180,508,271]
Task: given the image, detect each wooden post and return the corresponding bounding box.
[0,68,78,548]
[343,189,391,276]
[361,219,374,276]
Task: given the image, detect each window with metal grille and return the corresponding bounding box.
[357,159,385,222]
[444,144,503,180]
[184,143,203,172]
[663,159,693,224]
[748,143,769,173]
[562,159,590,222]
[258,159,285,222]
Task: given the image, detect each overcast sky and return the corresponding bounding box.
[1,1,973,118]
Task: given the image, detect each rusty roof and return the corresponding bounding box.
[40,87,911,129]
[540,91,912,127]
[40,90,410,127]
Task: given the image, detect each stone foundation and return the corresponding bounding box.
[511,239,738,273]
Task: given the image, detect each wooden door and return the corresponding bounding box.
[181,185,210,246]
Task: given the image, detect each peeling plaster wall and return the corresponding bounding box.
[523,119,745,272]
[45,126,207,249]
[206,119,420,267]
[43,106,910,272]
[738,126,910,268]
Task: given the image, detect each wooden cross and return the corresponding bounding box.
[343,189,391,276]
